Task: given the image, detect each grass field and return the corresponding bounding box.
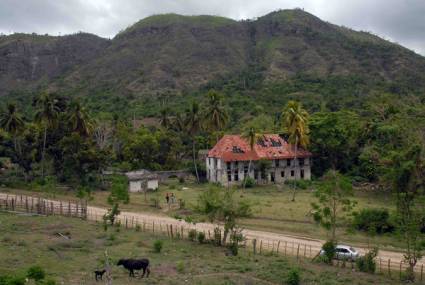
[0,179,401,250]
[0,212,407,285]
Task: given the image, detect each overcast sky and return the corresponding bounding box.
[0,0,424,55]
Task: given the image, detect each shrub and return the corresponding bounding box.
[244,177,256,188]
[135,224,141,232]
[197,231,206,244]
[286,268,301,285]
[27,266,45,281]
[153,240,163,253]
[321,241,336,264]
[0,275,26,285]
[178,177,185,184]
[285,179,310,189]
[353,208,394,234]
[184,215,194,224]
[356,248,378,273]
[188,229,197,242]
[176,261,185,273]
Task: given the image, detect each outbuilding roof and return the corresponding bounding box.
[207,134,312,162]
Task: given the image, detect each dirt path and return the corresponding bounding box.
[1,192,423,272]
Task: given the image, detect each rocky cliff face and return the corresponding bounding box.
[0,33,109,95]
[1,9,425,98]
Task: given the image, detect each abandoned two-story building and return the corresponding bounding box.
[206,134,312,186]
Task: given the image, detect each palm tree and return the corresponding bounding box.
[159,107,171,129]
[67,100,93,137]
[282,101,309,202]
[203,90,228,142]
[173,113,185,132]
[241,127,260,191]
[0,103,25,153]
[35,93,60,178]
[185,101,203,183]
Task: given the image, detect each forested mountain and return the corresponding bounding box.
[1,9,425,117]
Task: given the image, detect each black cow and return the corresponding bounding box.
[94,269,106,281]
[117,258,150,278]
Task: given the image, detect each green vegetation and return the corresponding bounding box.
[0,213,407,284]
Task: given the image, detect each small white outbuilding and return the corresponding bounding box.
[125,170,159,193]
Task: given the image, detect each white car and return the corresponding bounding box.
[320,245,360,261]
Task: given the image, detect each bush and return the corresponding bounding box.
[244,177,256,188]
[286,268,301,285]
[353,208,394,234]
[153,240,163,253]
[356,248,378,273]
[27,266,45,281]
[321,241,336,264]
[197,231,206,244]
[188,229,197,241]
[285,179,310,189]
[0,275,26,285]
[176,261,185,273]
[178,177,185,184]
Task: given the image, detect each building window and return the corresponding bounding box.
[234,170,239,181]
[287,159,291,167]
[227,171,232,181]
[299,158,304,167]
[227,162,231,170]
[301,169,305,179]
[281,171,285,178]
[271,172,275,183]
[261,171,266,180]
[254,170,258,180]
[291,170,295,177]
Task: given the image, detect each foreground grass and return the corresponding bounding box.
[0,212,403,284]
[0,180,401,250]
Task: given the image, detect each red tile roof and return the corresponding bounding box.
[208,134,312,162]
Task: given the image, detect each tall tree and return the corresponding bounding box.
[282,101,309,202]
[203,90,228,142]
[241,127,260,191]
[186,101,203,183]
[0,103,24,153]
[67,100,93,137]
[390,144,425,281]
[311,170,356,241]
[34,93,60,178]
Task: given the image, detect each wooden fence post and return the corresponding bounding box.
[284,241,287,256]
[420,264,423,281]
[304,244,307,257]
[388,259,391,277]
[253,239,257,255]
[399,262,402,280]
[152,221,155,233]
[379,258,382,273]
[277,241,280,254]
[296,244,300,260]
[260,240,263,255]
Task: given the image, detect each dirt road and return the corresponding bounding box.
[1,192,423,272]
